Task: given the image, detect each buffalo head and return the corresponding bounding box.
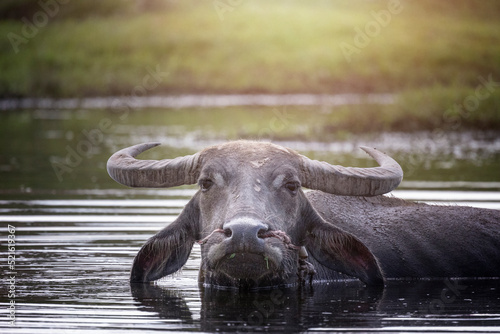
[107,141,403,288]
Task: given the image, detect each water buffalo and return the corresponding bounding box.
[107,141,500,288]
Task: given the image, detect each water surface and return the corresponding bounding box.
[1,106,499,332]
[1,192,500,333]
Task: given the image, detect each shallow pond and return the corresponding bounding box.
[1,105,500,332]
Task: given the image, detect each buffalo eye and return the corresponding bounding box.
[199,179,214,192]
[285,181,300,194]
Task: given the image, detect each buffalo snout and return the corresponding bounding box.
[200,217,300,283]
[223,218,269,253]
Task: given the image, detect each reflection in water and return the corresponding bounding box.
[131,280,384,332]
[131,283,381,332]
[131,279,500,332]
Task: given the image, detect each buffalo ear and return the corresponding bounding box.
[130,197,200,283]
[304,217,384,286]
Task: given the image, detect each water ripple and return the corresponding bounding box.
[2,192,499,333]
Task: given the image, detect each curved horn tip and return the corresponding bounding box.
[134,141,162,150]
[137,141,162,151]
[118,142,162,158]
[359,146,379,155]
[359,146,395,164]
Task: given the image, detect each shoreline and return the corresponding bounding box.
[0,93,395,111]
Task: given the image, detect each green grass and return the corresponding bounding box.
[1,0,500,132]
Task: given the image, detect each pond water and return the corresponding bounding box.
[1,105,500,332]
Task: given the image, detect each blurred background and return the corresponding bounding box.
[0,0,499,193]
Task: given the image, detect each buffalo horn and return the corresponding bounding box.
[300,146,403,196]
[107,142,201,188]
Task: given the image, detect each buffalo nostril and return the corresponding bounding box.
[223,228,232,238]
[257,228,269,238]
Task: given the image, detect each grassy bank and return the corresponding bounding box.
[1,0,499,96]
[1,0,499,132]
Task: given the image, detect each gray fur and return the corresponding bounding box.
[306,192,500,279]
[108,140,500,288]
